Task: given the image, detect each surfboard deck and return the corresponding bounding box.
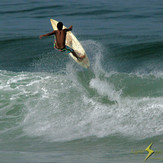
[50,19,90,68]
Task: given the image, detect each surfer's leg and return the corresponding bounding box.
[72,51,86,62]
[65,46,85,60]
[72,51,80,59]
[65,46,79,58]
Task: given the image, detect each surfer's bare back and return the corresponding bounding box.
[40,22,85,60]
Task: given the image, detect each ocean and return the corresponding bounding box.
[0,0,163,162]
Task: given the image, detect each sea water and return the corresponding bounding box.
[0,0,163,162]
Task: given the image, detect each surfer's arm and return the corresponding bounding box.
[39,31,56,39]
[65,25,73,32]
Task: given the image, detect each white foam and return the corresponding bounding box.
[21,41,163,141]
[89,78,122,102]
[1,40,162,142]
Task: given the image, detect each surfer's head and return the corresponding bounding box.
[57,22,63,30]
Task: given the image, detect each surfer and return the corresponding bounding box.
[40,22,85,61]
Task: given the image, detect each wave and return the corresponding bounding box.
[0,5,63,14]
[115,41,163,59]
[0,40,162,142]
[104,40,163,74]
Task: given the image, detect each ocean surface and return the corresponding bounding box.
[0,0,163,162]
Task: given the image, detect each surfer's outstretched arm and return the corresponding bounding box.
[40,31,56,39]
[64,25,73,32]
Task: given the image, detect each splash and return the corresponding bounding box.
[0,40,162,142]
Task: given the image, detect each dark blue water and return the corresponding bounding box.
[0,0,163,162]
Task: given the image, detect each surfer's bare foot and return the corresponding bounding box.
[80,55,85,59]
[77,55,85,61]
[71,50,85,61]
[77,55,85,62]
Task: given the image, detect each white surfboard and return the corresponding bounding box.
[50,19,90,68]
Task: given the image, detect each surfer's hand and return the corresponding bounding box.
[39,35,43,39]
[69,25,73,30]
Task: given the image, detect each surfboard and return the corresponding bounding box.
[50,19,90,68]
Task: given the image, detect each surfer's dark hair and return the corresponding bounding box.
[57,22,63,30]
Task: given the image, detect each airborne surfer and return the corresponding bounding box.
[40,22,85,61]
